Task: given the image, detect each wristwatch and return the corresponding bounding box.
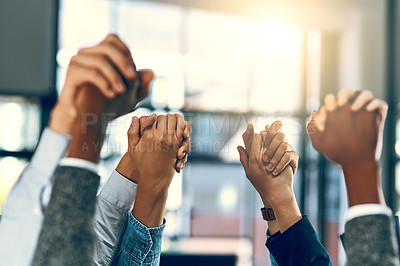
[261,207,276,221]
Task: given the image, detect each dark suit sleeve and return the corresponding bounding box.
[266,216,332,266]
[32,166,100,266]
[341,214,399,266]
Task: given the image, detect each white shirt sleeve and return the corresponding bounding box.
[92,170,138,266]
[346,204,392,222]
[0,128,70,266]
[59,157,99,174]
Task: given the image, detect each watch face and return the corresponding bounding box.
[261,207,276,221]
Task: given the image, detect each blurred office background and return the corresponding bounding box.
[1,0,400,265]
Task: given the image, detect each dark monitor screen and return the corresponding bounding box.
[0,0,58,96]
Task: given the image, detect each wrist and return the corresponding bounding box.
[270,195,302,232]
[48,103,77,135]
[116,153,139,183]
[67,115,106,163]
[342,160,385,207]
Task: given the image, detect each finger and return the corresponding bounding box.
[366,99,388,114]
[263,132,287,163]
[316,106,327,131]
[66,62,115,99]
[266,142,291,172]
[260,130,267,147]
[167,114,177,137]
[137,69,155,102]
[337,89,354,107]
[350,90,374,111]
[237,146,249,174]
[263,121,283,147]
[174,114,185,142]
[156,115,167,134]
[70,54,126,94]
[307,111,323,150]
[175,154,188,173]
[79,42,136,80]
[183,121,192,139]
[177,140,190,159]
[273,151,299,176]
[139,114,157,137]
[324,93,337,112]
[127,116,140,151]
[103,34,132,56]
[249,134,263,168]
[242,123,254,152]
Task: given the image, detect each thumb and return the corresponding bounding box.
[307,111,323,150]
[127,116,140,151]
[137,69,155,102]
[139,114,157,136]
[237,146,249,175]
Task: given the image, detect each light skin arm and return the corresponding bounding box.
[307,90,387,207]
[238,123,301,232]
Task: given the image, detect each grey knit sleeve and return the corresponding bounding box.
[32,166,100,266]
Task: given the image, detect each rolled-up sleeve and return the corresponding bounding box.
[113,214,165,266]
[93,170,138,266]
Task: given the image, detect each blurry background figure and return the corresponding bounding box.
[0,0,399,265]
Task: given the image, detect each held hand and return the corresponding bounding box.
[238,132,295,206]
[261,122,298,176]
[138,114,192,173]
[49,34,149,135]
[131,114,188,227]
[65,34,154,163]
[129,114,181,193]
[238,130,301,231]
[307,99,383,168]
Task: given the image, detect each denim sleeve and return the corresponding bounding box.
[113,213,165,266]
[93,170,138,266]
[0,128,70,266]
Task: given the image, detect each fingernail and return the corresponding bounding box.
[273,169,278,175]
[263,154,270,162]
[180,162,184,170]
[267,163,273,171]
[117,82,125,93]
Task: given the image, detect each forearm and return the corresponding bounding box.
[67,85,108,163]
[342,160,385,207]
[132,186,168,228]
[270,194,302,233]
[260,196,280,235]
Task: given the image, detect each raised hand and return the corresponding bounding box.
[63,34,155,163]
[307,91,385,167]
[307,90,387,206]
[238,123,301,231]
[129,114,189,227]
[117,113,192,182]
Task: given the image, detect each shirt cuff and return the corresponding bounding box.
[346,204,392,222]
[120,213,166,264]
[59,158,99,174]
[98,170,138,211]
[30,128,70,176]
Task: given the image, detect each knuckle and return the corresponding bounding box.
[276,132,285,141]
